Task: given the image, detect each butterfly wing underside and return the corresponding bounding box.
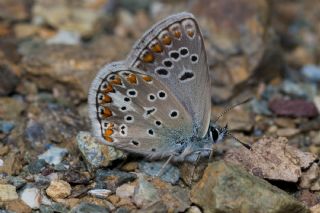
[126,12,211,137]
[88,62,193,158]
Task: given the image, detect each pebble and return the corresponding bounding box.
[302,64,320,82]
[138,161,180,184]
[95,169,137,192]
[7,176,26,189]
[88,189,112,199]
[0,97,26,120]
[250,99,272,115]
[133,175,160,208]
[0,184,18,201]
[116,183,135,199]
[38,146,68,165]
[47,30,81,45]
[187,206,202,213]
[281,80,317,99]
[190,161,309,213]
[20,186,41,209]
[4,199,32,213]
[70,202,110,213]
[0,159,3,167]
[46,180,72,201]
[276,128,300,137]
[77,131,126,169]
[27,159,48,174]
[269,98,319,118]
[0,120,15,134]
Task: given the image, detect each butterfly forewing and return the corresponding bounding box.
[88,63,193,158]
[126,12,211,137]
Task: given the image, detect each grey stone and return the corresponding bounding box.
[77,131,126,169]
[70,202,109,213]
[38,146,68,165]
[139,161,180,184]
[190,161,309,213]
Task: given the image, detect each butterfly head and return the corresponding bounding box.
[209,123,228,144]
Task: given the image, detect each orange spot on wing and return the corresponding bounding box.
[110,76,122,85]
[102,107,112,118]
[187,30,194,37]
[142,75,152,82]
[174,31,181,38]
[162,35,172,45]
[103,84,114,93]
[104,136,113,142]
[105,129,113,136]
[142,51,154,63]
[151,43,162,53]
[127,74,137,84]
[102,95,112,103]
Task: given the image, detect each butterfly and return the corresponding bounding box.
[88,12,228,163]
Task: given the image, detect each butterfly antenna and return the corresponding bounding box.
[226,131,251,149]
[213,97,253,123]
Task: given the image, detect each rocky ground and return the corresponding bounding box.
[0,0,320,212]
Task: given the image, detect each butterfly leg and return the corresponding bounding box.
[156,154,174,177]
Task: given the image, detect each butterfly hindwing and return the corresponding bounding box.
[126,12,211,138]
[88,62,193,158]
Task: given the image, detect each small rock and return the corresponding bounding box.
[62,170,91,185]
[300,163,320,191]
[116,183,135,199]
[296,190,319,207]
[7,176,26,189]
[302,64,320,82]
[190,161,309,213]
[187,206,202,213]
[0,97,26,120]
[139,161,180,184]
[38,146,68,165]
[20,186,41,209]
[47,30,81,45]
[225,137,317,182]
[4,199,32,213]
[0,184,18,201]
[121,162,138,172]
[39,202,69,213]
[276,128,300,137]
[269,98,319,118]
[133,175,160,208]
[0,152,23,175]
[0,120,15,134]
[95,169,137,192]
[27,159,48,174]
[33,0,109,37]
[0,0,29,21]
[0,63,20,96]
[281,80,317,99]
[250,99,272,115]
[70,202,110,213]
[77,131,126,169]
[0,159,3,167]
[46,180,71,200]
[311,204,320,213]
[88,189,112,199]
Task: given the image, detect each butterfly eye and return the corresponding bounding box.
[211,127,219,142]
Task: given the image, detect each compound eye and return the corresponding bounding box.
[211,127,219,142]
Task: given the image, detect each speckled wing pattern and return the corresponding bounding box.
[88,12,211,159]
[126,12,211,137]
[88,63,193,158]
